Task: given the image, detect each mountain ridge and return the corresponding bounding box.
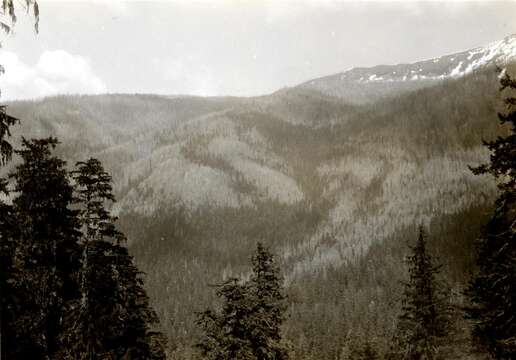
[296,33,516,103]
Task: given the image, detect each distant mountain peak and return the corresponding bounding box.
[298,34,516,103]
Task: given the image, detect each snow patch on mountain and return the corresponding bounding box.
[298,34,516,103]
[359,34,516,83]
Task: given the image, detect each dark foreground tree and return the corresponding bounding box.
[59,158,166,359]
[76,241,167,360]
[197,278,255,359]
[197,243,288,360]
[388,228,452,360]
[0,142,166,359]
[5,138,82,359]
[466,69,516,359]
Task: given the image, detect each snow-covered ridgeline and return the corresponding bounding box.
[350,34,516,83]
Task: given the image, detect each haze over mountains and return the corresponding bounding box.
[5,34,516,358]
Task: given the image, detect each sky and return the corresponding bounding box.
[0,0,515,100]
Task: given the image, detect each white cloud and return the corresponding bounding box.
[0,50,107,101]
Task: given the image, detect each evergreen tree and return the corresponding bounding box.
[197,279,255,360]
[197,243,288,360]
[59,158,166,359]
[248,243,288,360]
[72,158,125,243]
[1,143,166,359]
[466,69,516,359]
[388,228,452,360]
[96,242,166,360]
[6,137,82,359]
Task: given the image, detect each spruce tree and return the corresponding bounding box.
[1,144,166,359]
[248,243,288,360]
[72,158,124,243]
[197,279,255,360]
[59,157,166,359]
[7,137,82,359]
[466,69,516,359]
[97,242,166,360]
[389,228,452,360]
[197,243,288,360]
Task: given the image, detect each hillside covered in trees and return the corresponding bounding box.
[2,32,516,359]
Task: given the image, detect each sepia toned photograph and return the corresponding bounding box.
[0,0,515,359]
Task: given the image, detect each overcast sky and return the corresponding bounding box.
[0,0,515,100]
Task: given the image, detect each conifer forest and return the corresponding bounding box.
[0,1,515,359]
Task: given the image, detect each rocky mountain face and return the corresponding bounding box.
[4,35,515,358]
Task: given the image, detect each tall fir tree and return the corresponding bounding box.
[197,278,255,360]
[2,147,166,359]
[388,227,452,360]
[6,137,82,359]
[248,243,288,360]
[197,243,288,360]
[466,69,516,359]
[59,158,166,359]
